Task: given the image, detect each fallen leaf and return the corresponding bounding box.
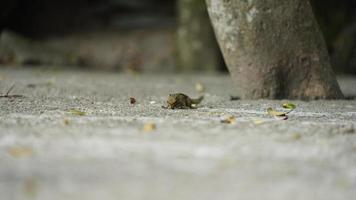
[252,118,264,125]
[143,123,156,132]
[267,108,288,120]
[8,146,34,158]
[68,109,86,116]
[292,133,302,140]
[282,103,296,110]
[130,97,136,104]
[221,116,236,124]
[267,103,296,120]
[63,118,70,125]
[267,107,286,117]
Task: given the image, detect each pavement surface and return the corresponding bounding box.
[0,68,356,200]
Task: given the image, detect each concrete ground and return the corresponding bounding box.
[0,67,355,200]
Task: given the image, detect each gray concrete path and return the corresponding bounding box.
[0,68,356,200]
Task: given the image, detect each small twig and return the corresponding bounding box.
[0,84,24,98]
[5,84,15,96]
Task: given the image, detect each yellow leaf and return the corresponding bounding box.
[68,109,86,116]
[292,133,302,140]
[252,118,264,125]
[267,107,286,116]
[143,123,156,132]
[282,103,296,110]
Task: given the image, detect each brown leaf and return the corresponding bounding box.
[8,146,34,158]
[221,116,236,124]
[130,97,136,104]
[63,118,70,125]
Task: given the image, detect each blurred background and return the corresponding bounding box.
[0,0,355,74]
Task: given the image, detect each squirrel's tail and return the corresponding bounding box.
[191,95,204,104]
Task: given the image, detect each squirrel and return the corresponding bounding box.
[163,93,204,109]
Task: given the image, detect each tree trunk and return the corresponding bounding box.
[205,0,344,99]
[176,0,221,72]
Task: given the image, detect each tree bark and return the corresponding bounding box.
[205,0,344,99]
[176,0,221,72]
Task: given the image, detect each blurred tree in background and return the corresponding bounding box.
[310,0,356,74]
[0,0,355,74]
[176,0,222,72]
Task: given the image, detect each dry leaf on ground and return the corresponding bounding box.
[143,123,156,132]
[8,146,34,158]
[221,116,236,124]
[267,103,296,120]
[130,97,136,104]
[68,109,86,116]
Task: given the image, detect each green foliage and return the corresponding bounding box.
[68,109,86,116]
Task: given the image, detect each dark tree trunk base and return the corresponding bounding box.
[206,0,344,100]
